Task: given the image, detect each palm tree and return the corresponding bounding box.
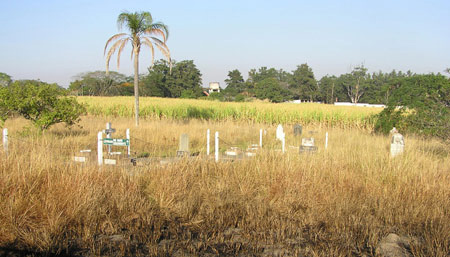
[104,11,171,126]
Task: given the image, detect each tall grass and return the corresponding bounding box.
[78,97,381,130]
[0,117,448,256]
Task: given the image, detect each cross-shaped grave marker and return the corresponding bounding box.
[102,122,116,154]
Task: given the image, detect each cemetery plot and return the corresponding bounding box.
[2,118,407,167]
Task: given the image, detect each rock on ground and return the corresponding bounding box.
[376,233,414,257]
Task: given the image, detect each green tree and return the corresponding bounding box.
[0,72,12,87]
[246,67,291,97]
[375,74,450,140]
[105,11,171,126]
[69,71,129,96]
[319,75,337,104]
[343,65,370,103]
[142,59,202,98]
[224,69,245,96]
[248,67,279,84]
[255,78,291,103]
[0,81,85,130]
[168,60,202,97]
[290,64,318,101]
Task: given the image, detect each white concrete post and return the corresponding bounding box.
[215,131,219,162]
[207,129,210,155]
[126,128,130,157]
[325,132,328,150]
[3,128,8,154]
[259,129,263,148]
[97,132,103,165]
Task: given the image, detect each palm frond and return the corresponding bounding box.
[142,37,155,67]
[151,22,169,40]
[117,12,131,31]
[105,39,127,74]
[104,33,127,55]
[141,12,153,24]
[144,28,166,42]
[154,42,172,72]
[150,37,171,57]
[116,38,129,69]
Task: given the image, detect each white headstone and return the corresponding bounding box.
[225,150,238,156]
[301,138,315,147]
[179,134,189,152]
[390,130,404,157]
[104,159,117,165]
[300,137,317,153]
[73,156,86,162]
[276,124,285,141]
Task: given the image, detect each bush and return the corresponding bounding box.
[0,81,86,130]
[374,74,450,140]
[180,89,197,99]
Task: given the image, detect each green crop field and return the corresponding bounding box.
[78,96,382,130]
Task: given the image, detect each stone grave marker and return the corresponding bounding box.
[276,124,286,153]
[177,134,190,157]
[225,147,240,156]
[104,159,117,165]
[300,137,317,153]
[294,124,302,136]
[103,122,116,154]
[245,144,259,157]
[73,156,86,163]
[73,149,92,163]
[276,124,285,141]
[390,127,404,157]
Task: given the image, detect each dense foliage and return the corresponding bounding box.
[69,71,132,96]
[0,72,12,87]
[0,80,85,130]
[375,74,450,140]
[142,60,203,98]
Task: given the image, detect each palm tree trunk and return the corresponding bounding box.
[134,49,139,127]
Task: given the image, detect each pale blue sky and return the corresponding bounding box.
[0,0,449,87]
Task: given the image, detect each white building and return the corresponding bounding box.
[208,82,221,93]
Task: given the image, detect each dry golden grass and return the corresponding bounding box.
[0,117,449,256]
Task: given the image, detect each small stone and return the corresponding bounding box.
[376,233,413,257]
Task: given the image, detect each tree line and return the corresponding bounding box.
[221,64,421,104]
[68,59,203,98]
[65,62,448,107]
[1,65,448,139]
